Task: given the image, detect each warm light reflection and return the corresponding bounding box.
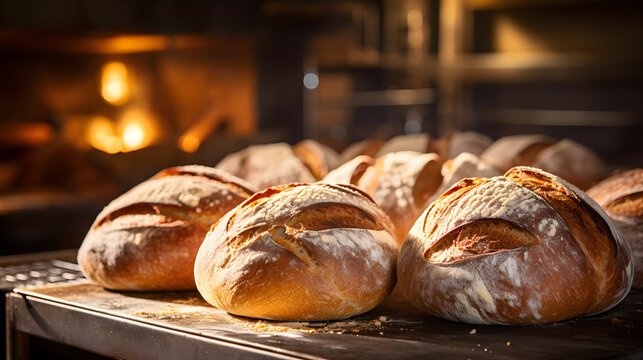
[101,61,130,105]
[118,108,158,152]
[104,136,124,154]
[87,116,122,154]
[179,134,201,153]
[122,122,144,150]
[86,108,158,154]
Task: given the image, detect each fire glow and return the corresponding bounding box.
[86,108,158,154]
[101,61,130,105]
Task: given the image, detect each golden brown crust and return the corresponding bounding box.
[339,139,383,164]
[323,155,374,185]
[481,135,555,172]
[427,152,502,205]
[78,165,255,291]
[531,139,606,190]
[293,139,340,180]
[194,182,398,321]
[215,142,316,189]
[587,169,643,215]
[587,169,643,288]
[398,166,633,325]
[504,167,627,312]
[357,152,442,244]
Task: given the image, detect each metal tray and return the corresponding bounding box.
[7,281,643,359]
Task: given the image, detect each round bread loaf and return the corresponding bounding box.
[215,142,316,189]
[194,182,398,321]
[426,152,501,205]
[398,166,633,325]
[587,169,643,288]
[339,139,383,164]
[481,134,555,172]
[293,139,340,180]
[532,139,606,190]
[323,155,374,185]
[356,152,443,244]
[78,165,255,291]
[324,151,443,244]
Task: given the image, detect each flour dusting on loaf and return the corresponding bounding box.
[398,166,633,325]
[194,182,398,321]
[357,151,442,244]
[78,165,255,291]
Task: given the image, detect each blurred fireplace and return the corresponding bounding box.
[0,31,258,255]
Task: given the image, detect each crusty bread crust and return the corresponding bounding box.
[325,151,442,245]
[358,152,442,244]
[531,139,606,190]
[339,139,383,164]
[194,183,398,321]
[481,135,555,172]
[398,166,633,325]
[216,143,316,189]
[324,155,374,187]
[427,152,501,205]
[78,165,255,291]
[587,169,643,287]
[293,139,341,180]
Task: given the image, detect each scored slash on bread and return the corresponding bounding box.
[398,166,633,325]
[77,165,256,291]
[194,182,398,321]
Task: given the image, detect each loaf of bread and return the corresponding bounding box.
[339,139,383,164]
[481,135,555,172]
[398,166,633,325]
[323,155,374,185]
[376,133,432,158]
[194,183,398,321]
[292,139,340,180]
[427,152,501,205]
[532,139,606,190]
[78,165,255,290]
[324,151,442,244]
[587,169,643,288]
[215,142,316,189]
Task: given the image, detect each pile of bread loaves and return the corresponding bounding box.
[78,132,640,325]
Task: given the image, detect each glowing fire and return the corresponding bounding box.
[86,116,122,154]
[101,61,130,105]
[86,108,158,154]
[118,108,157,152]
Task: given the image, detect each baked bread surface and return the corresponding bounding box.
[216,142,316,189]
[398,166,633,325]
[194,182,399,321]
[587,169,643,287]
[78,165,255,291]
[325,151,443,244]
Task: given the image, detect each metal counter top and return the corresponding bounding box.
[6,281,643,359]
